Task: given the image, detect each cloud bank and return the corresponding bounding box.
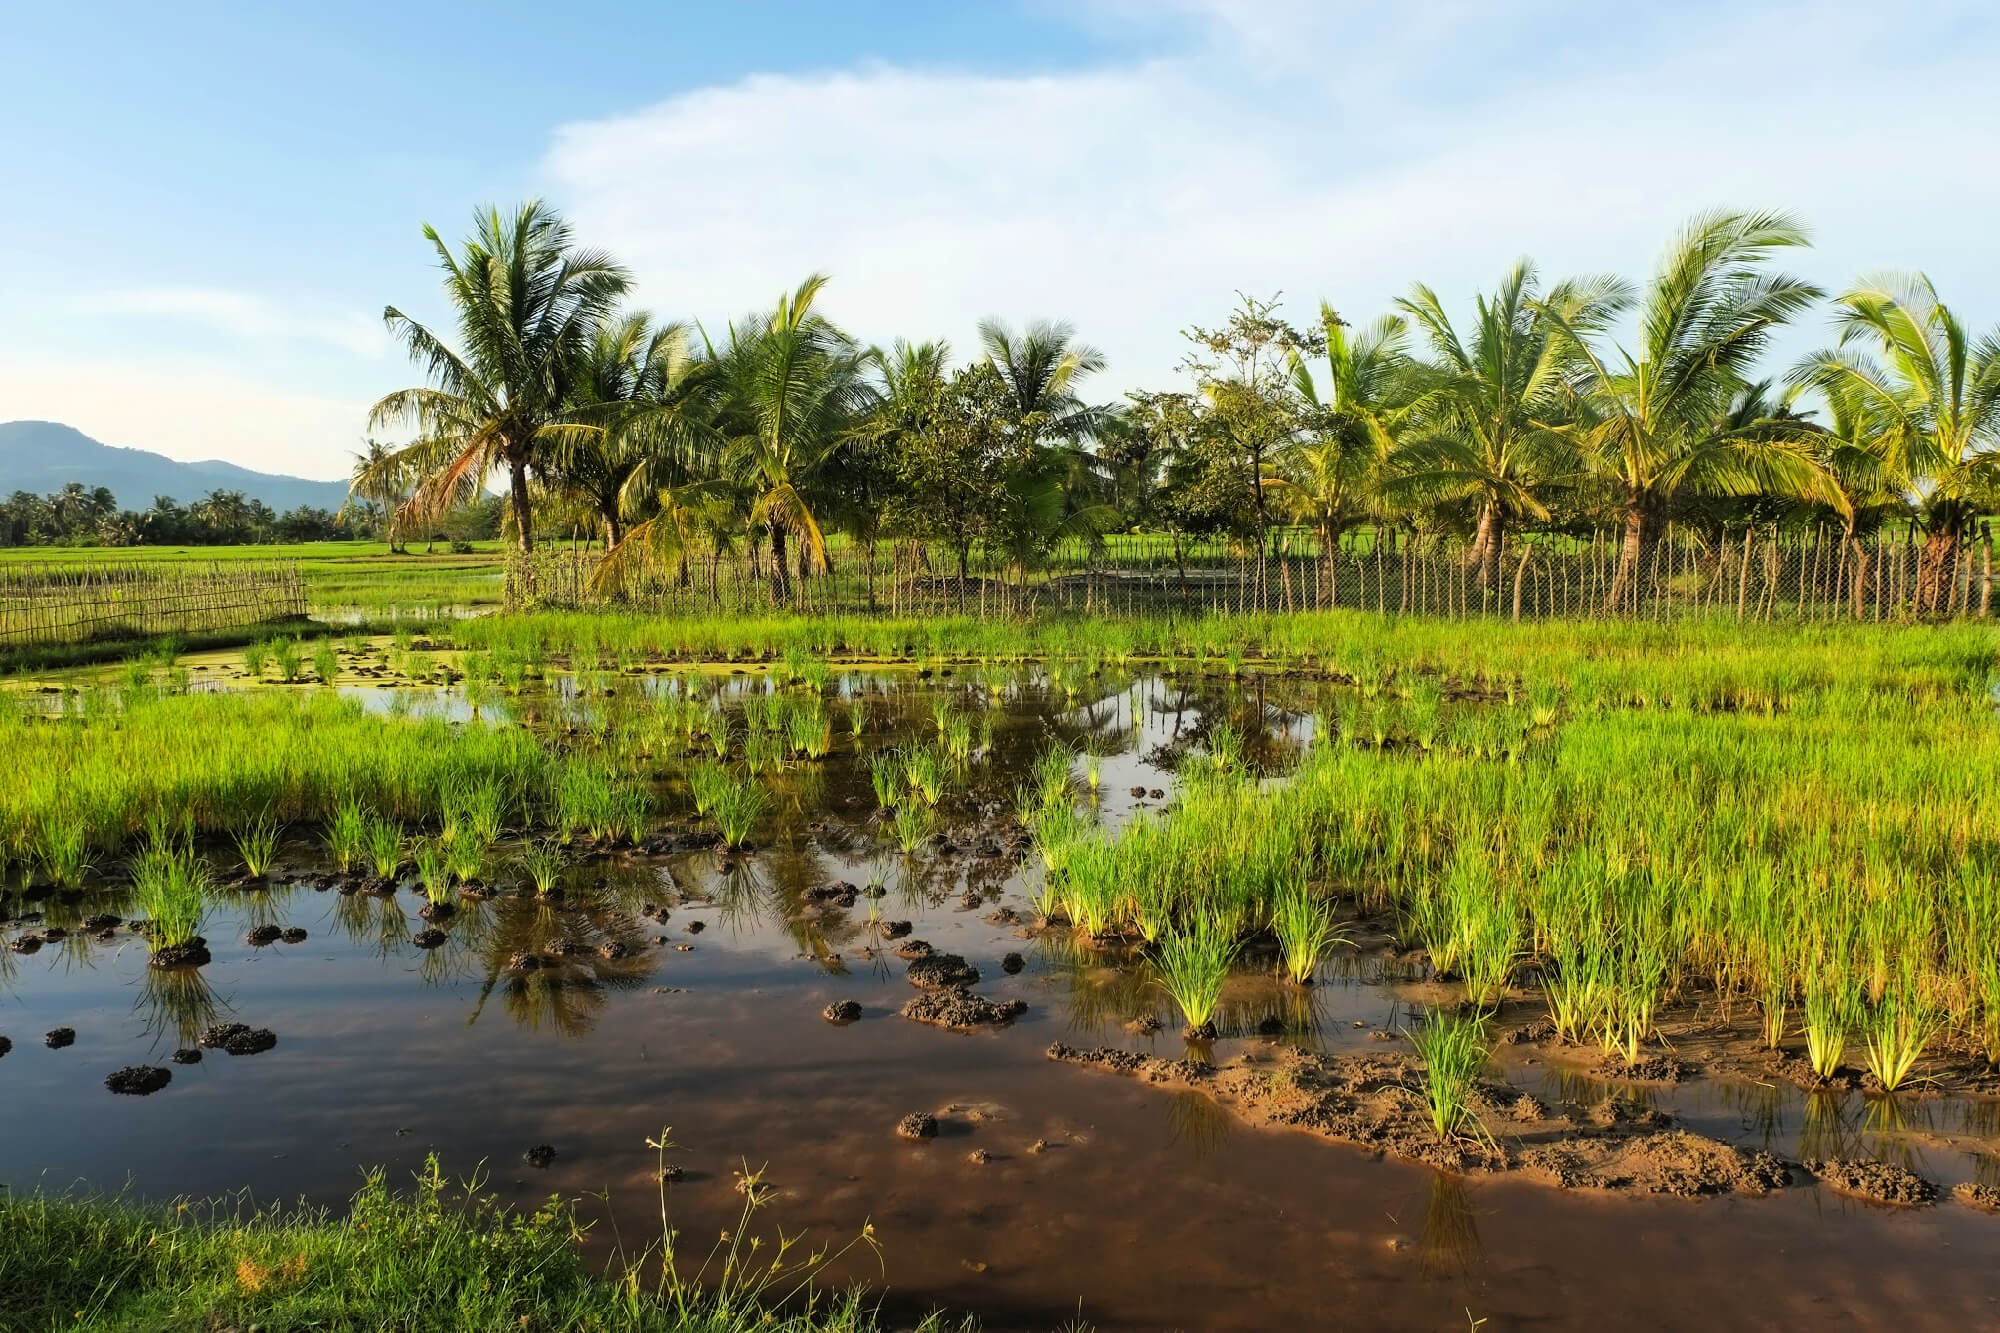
[545,1,2000,396]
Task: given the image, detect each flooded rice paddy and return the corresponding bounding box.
[5,665,1999,1330]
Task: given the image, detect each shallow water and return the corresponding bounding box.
[5,669,1999,1331]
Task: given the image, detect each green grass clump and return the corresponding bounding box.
[1153,909,1240,1038]
[324,797,369,872]
[0,1154,934,1333]
[233,813,281,878]
[1269,875,1345,986]
[890,801,935,855]
[517,839,567,896]
[363,816,403,880]
[711,781,768,850]
[1409,1009,1492,1144]
[312,639,340,686]
[130,840,211,952]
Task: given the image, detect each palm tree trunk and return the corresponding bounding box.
[1467,502,1503,595]
[769,522,792,605]
[1603,495,1657,613]
[508,460,535,554]
[1916,522,1963,615]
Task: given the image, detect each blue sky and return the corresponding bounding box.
[4,1,1995,481]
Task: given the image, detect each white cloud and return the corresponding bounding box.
[545,1,2000,400]
[0,360,367,482]
[79,286,387,360]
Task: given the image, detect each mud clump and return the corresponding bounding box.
[805,883,859,908]
[597,940,631,961]
[907,953,980,989]
[823,1000,862,1024]
[1000,952,1026,974]
[44,1028,75,1049]
[200,1023,277,1056]
[507,952,546,972]
[418,901,455,922]
[9,935,42,955]
[1953,1182,2000,1212]
[246,925,283,946]
[81,914,122,932]
[149,941,212,968]
[684,920,706,935]
[105,1065,172,1096]
[895,1112,938,1141]
[0,1036,10,1058]
[903,988,1027,1031]
[895,939,934,960]
[524,1144,557,1168]
[1807,1158,1938,1206]
[281,927,309,944]
[877,920,913,940]
[1049,1041,1797,1200]
[171,1048,203,1065]
[412,928,448,949]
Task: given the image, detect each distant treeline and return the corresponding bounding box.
[0,483,504,548]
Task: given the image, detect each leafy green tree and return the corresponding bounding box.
[364,201,631,553]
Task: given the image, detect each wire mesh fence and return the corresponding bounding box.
[508,523,1998,622]
[0,562,308,648]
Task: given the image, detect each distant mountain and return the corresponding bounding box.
[0,420,352,513]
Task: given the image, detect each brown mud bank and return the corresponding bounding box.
[1049,1040,2000,1210]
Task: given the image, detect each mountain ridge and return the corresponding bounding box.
[0,420,352,513]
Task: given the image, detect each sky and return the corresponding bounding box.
[2,0,1995,483]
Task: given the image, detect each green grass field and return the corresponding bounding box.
[0,541,509,615]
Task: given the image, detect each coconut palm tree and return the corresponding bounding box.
[1790,274,2000,613]
[977,318,1106,447]
[1539,210,1838,609]
[714,274,875,604]
[1273,304,1411,599]
[347,438,412,550]
[551,313,715,549]
[1389,264,1624,592]
[363,201,630,553]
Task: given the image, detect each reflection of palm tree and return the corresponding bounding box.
[1164,1090,1232,1162]
[1799,1089,1852,1164]
[463,893,656,1037]
[133,965,227,1052]
[1419,1171,1483,1278]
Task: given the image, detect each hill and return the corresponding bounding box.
[0,420,352,513]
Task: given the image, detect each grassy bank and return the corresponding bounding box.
[0,1157,954,1333]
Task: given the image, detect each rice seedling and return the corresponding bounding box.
[233,812,281,878]
[711,781,768,850]
[1861,972,1942,1092]
[786,702,831,759]
[312,640,340,686]
[272,638,303,684]
[446,836,488,886]
[688,760,732,817]
[1269,874,1346,986]
[130,841,211,956]
[517,839,567,896]
[1803,971,1856,1082]
[364,817,404,880]
[1153,909,1240,1038]
[904,745,947,807]
[891,801,936,855]
[241,640,270,678]
[35,819,94,888]
[412,838,454,906]
[325,796,370,872]
[1029,743,1072,811]
[1408,1008,1493,1144]
[868,752,902,810]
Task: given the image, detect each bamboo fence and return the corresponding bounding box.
[509,523,1998,623]
[0,561,307,648]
